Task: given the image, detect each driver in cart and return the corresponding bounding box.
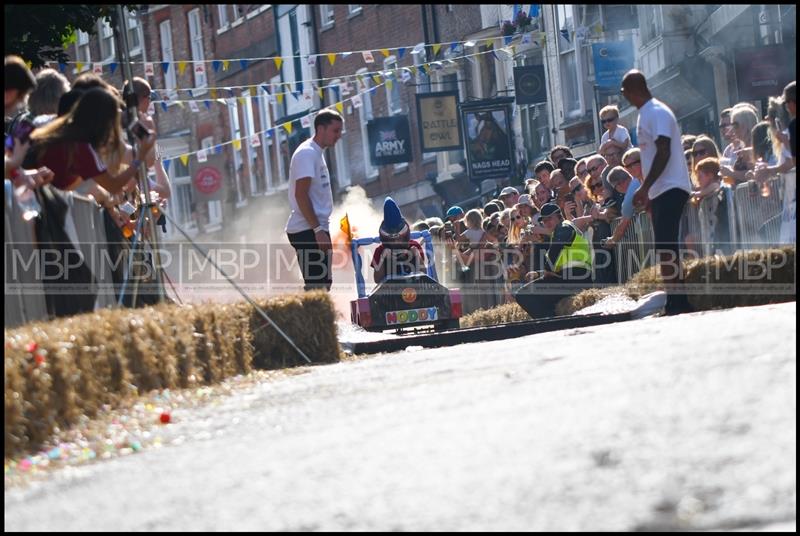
[371,197,427,283]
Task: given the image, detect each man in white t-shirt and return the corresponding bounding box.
[622,69,693,315]
[285,109,344,291]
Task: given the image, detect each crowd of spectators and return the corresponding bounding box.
[5,55,172,313]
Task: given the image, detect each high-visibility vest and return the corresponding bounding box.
[553,220,592,271]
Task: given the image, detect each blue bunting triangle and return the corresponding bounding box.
[58,62,67,73]
[162,62,170,74]
[560,28,570,42]
[212,60,222,73]
[161,102,168,112]
[204,100,211,110]
[239,59,248,71]
[109,62,118,74]
[450,42,458,53]
[397,47,406,59]
[503,35,513,46]
[163,159,171,173]
[261,84,270,95]
[214,145,223,154]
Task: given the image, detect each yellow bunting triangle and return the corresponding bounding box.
[222,60,230,71]
[409,66,417,75]
[178,61,187,75]
[232,139,241,151]
[283,121,293,134]
[386,79,393,91]
[180,155,189,167]
[335,101,344,113]
[433,43,442,56]
[274,57,283,70]
[249,87,257,96]
[317,87,324,99]
[421,64,430,75]
[277,93,284,104]
[380,49,390,58]
[210,88,217,99]
[25,60,33,70]
[237,97,245,106]
[327,53,336,66]
[76,61,84,72]
[372,74,382,85]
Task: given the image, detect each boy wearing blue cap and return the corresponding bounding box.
[371,197,426,283]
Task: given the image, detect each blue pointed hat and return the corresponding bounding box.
[379,197,409,242]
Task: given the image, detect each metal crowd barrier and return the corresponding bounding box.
[733,175,785,248]
[5,185,117,328]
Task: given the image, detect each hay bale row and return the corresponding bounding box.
[4,291,339,458]
[461,246,795,323]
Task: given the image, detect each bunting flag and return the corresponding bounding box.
[401,69,412,83]
[212,60,222,73]
[326,53,336,66]
[214,144,223,154]
[362,51,375,63]
[307,55,316,66]
[176,101,185,110]
[283,121,293,134]
[162,62,170,74]
[277,93,284,104]
[238,97,246,106]
[274,57,283,70]
[250,134,261,148]
[93,63,103,75]
[521,33,532,45]
[249,87,257,97]
[433,43,442,56]
[317,86,324,99]
[301,115,311,128]
[178,61,188,75]
[380,48,390,58]
[503,35,513,46]
[189,100,200,112]
[397,47,406,59]
[180,154,189,167]
[76,61,84,72]
[109,62,118,74]
[372,74,382,85]
[204,100,211,110]
[197,149,207,163]
[335,101,344,113]
[163,159,171,173]
[560,28,570,43]
[238,59,248,71]
[409,65,418,75]
[161,102,168,112]
[386,78,393,91]
[232,139,242,151]
[58,62,68,73]
[210,88,217,99]
[222,60,230,71]
[194,64,206,77]
[261,84,270,95]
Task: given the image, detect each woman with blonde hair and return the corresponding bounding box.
[721,105,759,183]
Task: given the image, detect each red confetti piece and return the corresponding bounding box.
[25,342,38,353]
[159,412,171,424]
[34,354,46,366]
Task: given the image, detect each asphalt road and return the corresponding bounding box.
[5,302,796,531]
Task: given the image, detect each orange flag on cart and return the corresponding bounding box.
[340,213,352,247]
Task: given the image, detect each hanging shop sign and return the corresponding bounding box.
[415,90,462,153]
[513,64,547,105]
[460,98,515,182]
[367,115,413,166]
[592,39,635,90]
[191,154,226,202]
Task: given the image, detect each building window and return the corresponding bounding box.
[167,152,196,233]
[384,56,402,115]
[258,90,276,191]
[357,68,378,181]
[187,9,208,91]
[127,10,142,56]
[76,30,91,68]
[319,5,334,28]
[556,4,580,117]
[328,81,350,189]
[217,5,229,28]
[99,19,115,61]
[201,137,223,226]
[159,20,178,99]
[641,5,663,43]
[242,96,262,195]
[348,5,361,16]
[228,101,245,204]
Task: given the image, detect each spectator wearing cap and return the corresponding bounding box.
[499,186,520,208]
[515,194,536,219]
[533,160,555,189]
[483,200,502,216]
[599,104,631,154]
[514,202,593,318]
[622,69,693,315]
[549,145,573,167]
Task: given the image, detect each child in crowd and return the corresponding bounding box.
[599,105,631,153]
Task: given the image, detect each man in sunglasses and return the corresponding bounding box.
[622,69,693,315]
